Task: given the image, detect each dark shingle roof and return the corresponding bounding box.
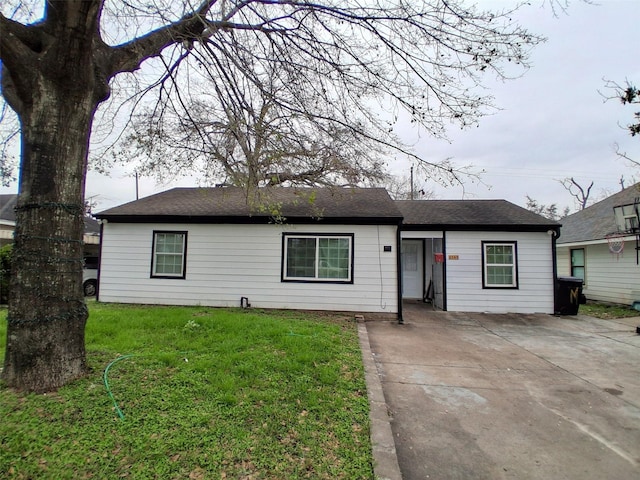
[396,199,559,230]
[97,188,562,230]
[96,187,403,224]
[558,183,640,244]
[0,194,18,222]
[83,216,101,235]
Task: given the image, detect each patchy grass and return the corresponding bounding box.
[580,301,639,320]
[0,303,373,479]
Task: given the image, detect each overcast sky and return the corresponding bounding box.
[401,0,640,211]
[2,1,640,214]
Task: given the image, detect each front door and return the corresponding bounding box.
[402,239,423,299]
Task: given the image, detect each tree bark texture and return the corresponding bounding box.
[1,1,106,392]
[2,91,96,392]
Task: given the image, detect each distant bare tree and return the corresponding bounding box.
[120,70,389,188]
[525,195,570,221]
[384,172,436,201]
[560,177,593,210]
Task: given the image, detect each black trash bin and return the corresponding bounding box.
[555,276,585,315]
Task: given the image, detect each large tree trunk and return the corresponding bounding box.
[1,0,204,392]
[0,1,107,392]
[1,84,98,392]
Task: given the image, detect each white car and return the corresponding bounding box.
[83,256,98,296]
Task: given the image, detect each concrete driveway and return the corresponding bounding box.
[365,304,640,480]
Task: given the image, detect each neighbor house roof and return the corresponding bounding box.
[0,194,100,234]
[0,194,18,223]
[96,187,404,225]
[396,199,560,231]
[558,183,640,244]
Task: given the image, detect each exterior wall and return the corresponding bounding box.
[0,222,14,248]
[557,247,570,277]
[557,240,640,305]
[99,222,398,314]
[445,231,555,313]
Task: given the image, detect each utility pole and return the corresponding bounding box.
[135,171,139,200]
[410,165,414,200]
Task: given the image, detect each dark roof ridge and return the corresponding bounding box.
[96,186,403,222]
[396,197,558,228]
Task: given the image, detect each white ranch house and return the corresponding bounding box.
[95,187,561,320]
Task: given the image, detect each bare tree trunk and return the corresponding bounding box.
[2,85,97,392]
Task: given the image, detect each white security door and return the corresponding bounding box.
[402,240,423,299]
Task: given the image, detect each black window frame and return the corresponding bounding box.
[570,248,586,283]
[150,230,188,279]
[481,241,519,289]
[281,233,354,284]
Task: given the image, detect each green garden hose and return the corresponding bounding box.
[103,354,135,420]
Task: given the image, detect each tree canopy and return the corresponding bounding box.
[2,0,544,189]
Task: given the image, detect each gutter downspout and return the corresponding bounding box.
[97,219,105,301]
[442,231,447,312]
[551,226,561,314]
[396,220,403,324]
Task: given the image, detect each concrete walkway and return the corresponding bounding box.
[362,305,640,479]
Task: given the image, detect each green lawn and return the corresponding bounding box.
[580,300,640,320]
[0,303,373,479]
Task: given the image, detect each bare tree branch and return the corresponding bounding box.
[560,177,593,210]
[614,143,640,167]
[107,0,218,73]
[603,79,640,139]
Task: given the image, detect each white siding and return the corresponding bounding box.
[557,241,640,304]
[99,222,398,314]
[557,247,571,277]
[445,231,555,313]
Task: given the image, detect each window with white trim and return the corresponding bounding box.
[151,231,187,278]
[482,241,518,288]
[283,234,353,282]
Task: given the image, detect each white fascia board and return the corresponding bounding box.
[558,235,636,248]
[401,230,444,239]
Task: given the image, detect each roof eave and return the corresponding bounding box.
[95,214,403,226]
[401,223,559,232]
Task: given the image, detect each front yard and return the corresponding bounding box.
[0,303,373,479]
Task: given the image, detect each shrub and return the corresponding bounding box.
[0,243,12,304]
